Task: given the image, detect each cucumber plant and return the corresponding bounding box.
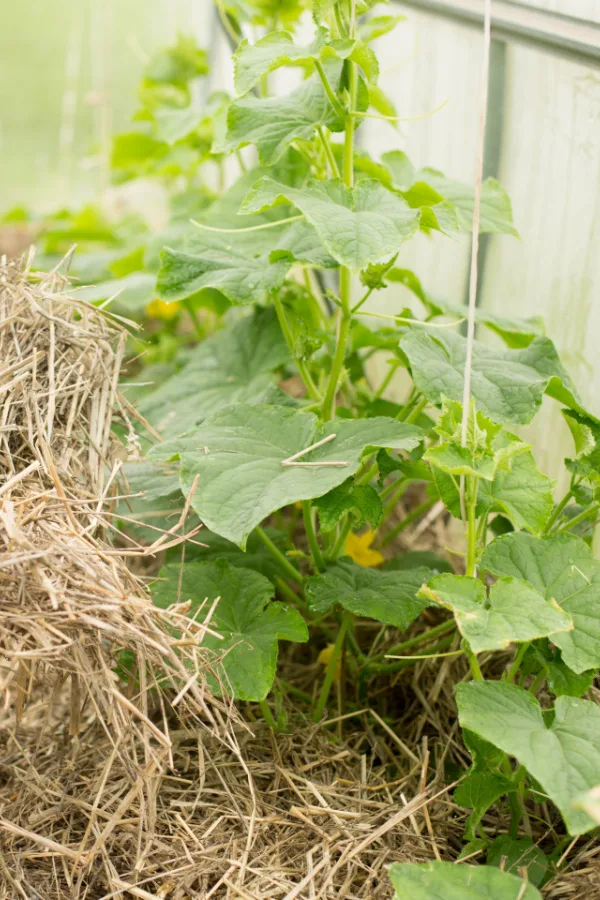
[41,0,600,890]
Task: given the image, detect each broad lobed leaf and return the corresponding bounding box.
[305,557,431,628]
[419,573,573,653]
[388,860,541,899]
[150,405,423,547]
[152,559,307,700]
[481,531,600,673]
[456,680,600,834]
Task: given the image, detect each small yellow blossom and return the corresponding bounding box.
[317,644,342,683]
[146,298,179,320]
[344,530,385,567]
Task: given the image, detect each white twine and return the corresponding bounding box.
[460,0,493,447]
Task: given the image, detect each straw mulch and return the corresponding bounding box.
[0,256,598,899]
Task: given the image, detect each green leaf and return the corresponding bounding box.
[455,772,515,840]
[420,170,518,235]
[431,429,555,534]
[400,329,586,426]
[563,410,600,485]
[138,308,289,436]
[154,104,206,145]
[384,550,453,575]
[242,177,419,273]
[314,479,383,533]
[111,132,167,170]
[219,71,343,165]
[152,560,307,700]
[456,680,600,834]
[419,574,572,653]
[305,558,431,627]
[358,14,405,42]
[233,27,358,95]
[157,241,290,307]
[388,861,541,900]
[487,836,548,888]
[151,405,422,547]
[481,531,600,673]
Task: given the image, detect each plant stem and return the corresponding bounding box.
[255,526,303,584]
[314,59,346,120]
[373,360,397,400]
[273,295,321,401]
[302,501,325,572]
[317,126,340,178]
[465,476,478,577]
[556,501,600,534]
[312,612,351,722]
[329,515,353,559]
[543,487,573,534]
[381,498,436,547]
[321,53,357,422]
[505,641,530,683]
[364,633,455,675]
[464,639,483,680]
[351,286,374,315]
[364,620,456,669]
[183,298,204,340]
[275,576,304,607]
[259,698,278,730]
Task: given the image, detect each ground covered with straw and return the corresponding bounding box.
[0,259,599,899]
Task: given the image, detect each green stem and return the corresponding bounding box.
[373,360,397,400]
[351,286,374,315]
[502,756,525,839]
[542,487,573,534]
[366,619,456,668]
[302,501,325,572]
[314,59,346,120]
[329,515,353,559]
[506,642,530,683]
[556,501,600,534]
[381,476,407,505]
[364,634,455,675]
[381,498,436,547]
[317,126,340,178]
[183,298,204,340]
[464,639,483,680]
[255,526,303,584]
[275,576,304,607]
[312,613,351,722]
[465,476,478,577]
[321,54,357,422]
[259,698,278,730]
[273,295,321,401]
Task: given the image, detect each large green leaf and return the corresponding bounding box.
[157,241,289,306]
[388,861,541,900]
[400,329,585,426]
[152,560,308,700]
[381,152,518,236]
[138,308,289,436]
[456,680,600,834]
[454,771,515,840]
[219,71,343,165]
[150,405,422,547]
[233,27,376,95]
[156,161,332,304]
[419,574,572,653]
[481,532,600,673]
[431,437,555,534]
[241,177,420,273]
[305,557,431,627]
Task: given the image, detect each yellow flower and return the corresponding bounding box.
[317,644,342,683]
[146,298,179,320]
[344,530,385,567]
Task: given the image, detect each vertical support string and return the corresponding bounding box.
[460,0,493,447]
